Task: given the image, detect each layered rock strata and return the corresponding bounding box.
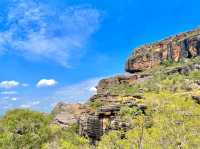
[78,103,144,143]
[126,28,200,72]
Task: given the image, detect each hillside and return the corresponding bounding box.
[1,28,200,149]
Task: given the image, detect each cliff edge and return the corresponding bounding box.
[126,28,200,72]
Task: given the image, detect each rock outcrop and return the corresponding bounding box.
[96,74,151,95]
[52,102,92,128]
[78,104,135,144]
[192,96,200,104]
[126,28,200,72]
[165,62,200,75]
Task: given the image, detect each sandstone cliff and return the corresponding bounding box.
[126,28,200,72]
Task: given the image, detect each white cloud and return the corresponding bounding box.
[0,81,29,89]
[0,81,19,89]
[0,96,18,101]
[37,79,58,88]
[11,97,17,101]
[0,0,102,67]
[20,100,40,108]
[20,104,31,108]
[89,86,97,93]
[51,77,101,103]
[0,91,18,95]
[22,83,29,87]
[0,77,103,114]
[31,101,40,105]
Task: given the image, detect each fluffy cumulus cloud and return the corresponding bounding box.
[36,79,58,88]
[0,80,19,89]
[0,0,102,67]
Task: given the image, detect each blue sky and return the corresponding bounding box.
[0,0,200,115]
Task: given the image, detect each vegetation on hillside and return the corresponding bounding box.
[0,109,90,149]
[0,58,200,148]
[96,59,200,149]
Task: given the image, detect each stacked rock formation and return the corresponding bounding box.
[78,104,132,144]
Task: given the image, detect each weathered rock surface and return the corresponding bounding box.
[89,93,142,104]
[126,28,200,72]
[78,104,133,143]
[192,96,200,104]
[96,73,151,95]
[78,101,147,143]
[52,102,92,128]
[165,62,200,75]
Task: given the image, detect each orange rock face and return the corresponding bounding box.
[126,28,200,72]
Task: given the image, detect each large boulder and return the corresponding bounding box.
[126,28,200,73]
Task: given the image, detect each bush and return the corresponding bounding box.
[89,100,103,110]
[0,109,52,149]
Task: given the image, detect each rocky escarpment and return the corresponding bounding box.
[126,28,200,72]
[52,27,200,145]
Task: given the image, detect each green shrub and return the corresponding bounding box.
[0,109,52,149]
[89,100,103,110]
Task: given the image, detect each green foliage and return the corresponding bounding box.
[161,59,175,67]
[97,67,200,149]
[161,58,187,68]
[1,58,200,148]
[97,92,200,149]
[0,109,90,149]
[59,124,89,148]
[89,99,103,110]
[97,131,130,149]
[107,83,141,96]
[119,106,143,121]
[0,109,52,149]
[188,71,200,80]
